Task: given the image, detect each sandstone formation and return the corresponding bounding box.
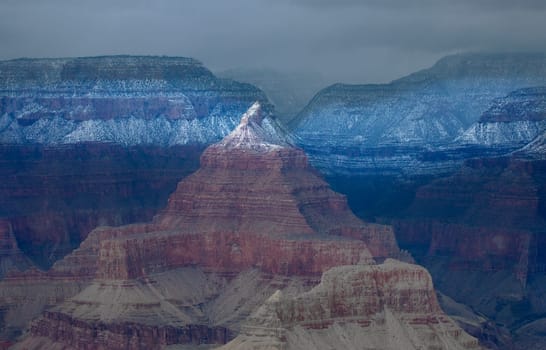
[9,102,402,349]
[0,55,272,271]
[395,156,546,348]
[0,143,202,268]
[220,259,482,350]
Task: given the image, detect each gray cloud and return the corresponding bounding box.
[1,0,545,84]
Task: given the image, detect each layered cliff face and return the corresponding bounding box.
[9,103,403,349]
[0,56,271,146]
[220,260,482,350]
[292,52,546,175]
[0,143,203,269]
[394,156,546,347]
[459,87,546,147]
[0,55,273,270]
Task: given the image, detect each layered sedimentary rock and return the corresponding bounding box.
[398,157,545,280]
[10,103,401,349]
[0,143,203,268]
[220,260,482,350]
[459,87,546,147]
[519,130,546,158]
[0,55,272,269]
[14,269,311,350]
[0,56,271,146]
[395,156,546,347]
[292,52,546,175]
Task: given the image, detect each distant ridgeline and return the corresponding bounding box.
[292,52,546,175]
[0,56,272,146]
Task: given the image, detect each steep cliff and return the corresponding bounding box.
[292,52,546,175]
[0,56,271,146]
[220,260,482,350]
[395,156,546,348]
[0,55,274,269]
[459,87,546,147]
[0,143,203,269]
[9,103,401,349]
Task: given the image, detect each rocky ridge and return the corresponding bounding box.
[292,52,546,175]
[8,103,404,349]
[0,143,203,269]
[0,56,271,146]
[393,155,546,348]
[459,87,546,147]
[220,260,482,350]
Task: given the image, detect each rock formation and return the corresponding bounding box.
[0,143,203,269]
[459,87,546,147]
[395,155,546,348]
[0,55,272,270]
[292,52,546,176]
[0,56,271,146]
[0,219,30,277]
[220,260,482,350]
[8,102,403,349]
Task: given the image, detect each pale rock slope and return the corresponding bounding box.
[220,259,482,350]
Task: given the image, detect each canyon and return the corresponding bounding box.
[1,53,545,349]
[292,52,546,176]
[1,103,478,349]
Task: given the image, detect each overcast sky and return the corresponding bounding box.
[1,0,546,84]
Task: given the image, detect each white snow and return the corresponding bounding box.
[217,101,291,152]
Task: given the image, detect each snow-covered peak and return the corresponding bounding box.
[239,101,264,126]
[216,101,291,152]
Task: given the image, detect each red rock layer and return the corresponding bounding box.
[28,311,232,350]
[156,144,398,258]
[221,260,482,350]
[279,260,442,322]
[12,105,401,348]
[5,96,197,122]
[0,143,202,268]
[396,157,546,284]
[97,231,372,279]
[85,108,399,280]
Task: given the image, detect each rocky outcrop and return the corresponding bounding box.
[292,52,546,175]
[398,157,545,279]
[10,103,400,348]
[220,260,482,350]
[0,56,271,146]
[0,143,203,268]
[0,55,272,270]
[90,104,397,281]
[10,268,312,350]
[459,87,546,147]
[519,129,546,158]
[394,156,546,347]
